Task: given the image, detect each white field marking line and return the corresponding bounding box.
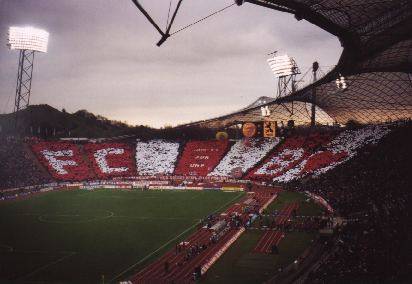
[77,189,115,197]
[109,220,200,282]
[90,196,126,199]
[7,211,104,217]
[201,227,246,275]
[112,215,200,221]
[259,194,277,214]
[3,213,43,217]
[0,245,77,255]
[12,249,77,254]
[210,191,245,215]
[77,188,104,194]
[110,192,243,282]
[131,196,160,199]
[17,251,77,280]
[37,210,115,224]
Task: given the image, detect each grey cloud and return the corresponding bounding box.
[0,0,342,128]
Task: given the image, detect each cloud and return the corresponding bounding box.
[0,0,342,127]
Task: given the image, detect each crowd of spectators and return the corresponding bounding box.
[247,133,334,182]
[287,123,411,283]
[174,140,229,176]
[135,139,180,175]
[290,124,391,181]
[259,215,328,232]
[0,137,52,189]
[245,125,391,183]
[1,124,400,189]
[31,141,92,181]
[85,143,135,178]
[209,138,280,177]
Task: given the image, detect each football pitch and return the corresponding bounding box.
[0,189,244,283]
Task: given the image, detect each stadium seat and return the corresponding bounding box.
[31,141,92,181]
[174,140,229,176]
[84,143,135,179]
[135,140,180,175]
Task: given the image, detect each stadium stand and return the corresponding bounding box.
[275,124,391,182]
[31,141,92,181]
[1,122,410,283]
[174,140,230,177]
[135,139,180,175]
[84,143,135,179]
[0,137,52,189]
[209,138,281,178]
[288,122,411,283]
[247,133,334,182]
[240,125,392,183]
[20,124,396,185]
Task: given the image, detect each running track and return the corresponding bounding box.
[253,202,299,254]
[129,188,278,283]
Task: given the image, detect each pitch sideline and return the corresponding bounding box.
[110,192,244,282]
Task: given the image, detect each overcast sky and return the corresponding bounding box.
[0,0,342,128]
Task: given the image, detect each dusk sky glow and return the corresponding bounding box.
[0,0,342,128]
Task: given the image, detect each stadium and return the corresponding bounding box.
[0,1,411,283]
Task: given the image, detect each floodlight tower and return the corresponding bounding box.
[267,54,300,98]
[7,26,49,125]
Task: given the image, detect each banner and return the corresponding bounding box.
[242,123,257,137]
[263,121,277,138]
[216,131,229,141]
[221,186,244,192]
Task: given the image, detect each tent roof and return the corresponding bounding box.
[183,0,412,127]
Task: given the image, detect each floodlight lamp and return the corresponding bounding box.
[7,26,49,53]
[267,54,298,78]
[261,106,271,117]
[336,74,347,90]
[261,107,265,116]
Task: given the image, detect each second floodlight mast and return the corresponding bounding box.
[267,54,301,98]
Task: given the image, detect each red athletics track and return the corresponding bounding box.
[275,202,299,226]
[129,188,279,283]
[253,202,299,254]
[253,230,285,254]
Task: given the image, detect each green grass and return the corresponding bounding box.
[204,231,316,284]
[265,191,323,216]
[0,189,243,283]
[203,190,321,284]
